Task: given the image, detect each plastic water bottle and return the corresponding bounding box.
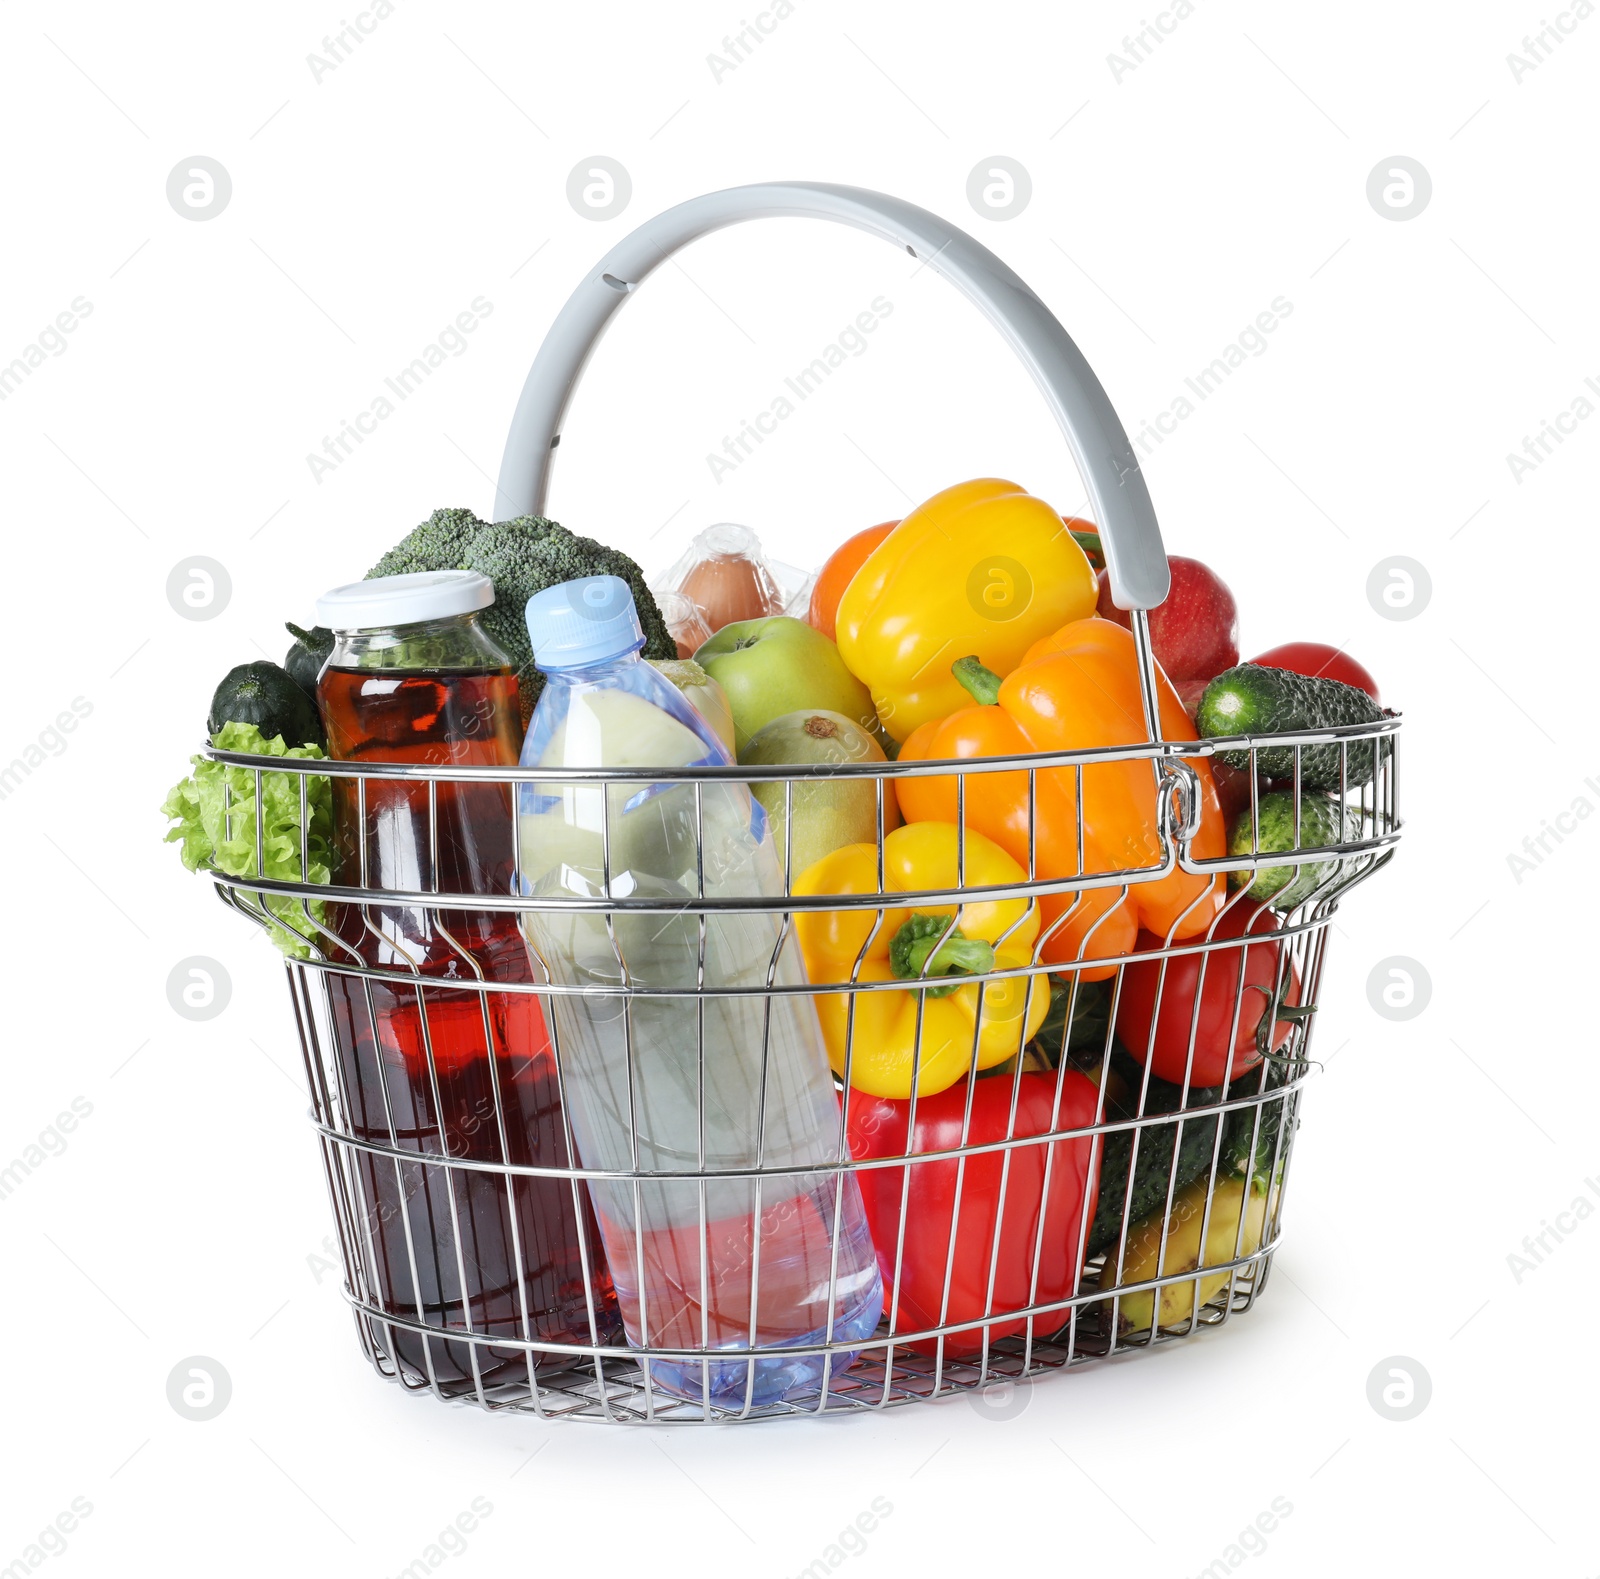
[515,575,883,1406]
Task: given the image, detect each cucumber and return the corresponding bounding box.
[1196,663,1389,788]
[1086,1046,1220,1256]
[1088,1103,1224,1256]
[1086,1046,1291,1257]
[1227,790,1362,908]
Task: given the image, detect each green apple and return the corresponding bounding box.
[695,617,881,758]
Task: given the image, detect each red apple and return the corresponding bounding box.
[1173,675,1213,719]
[1096,557,1240,700]
[1250,641,1380,704]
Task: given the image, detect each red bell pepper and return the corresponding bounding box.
[846,1070,1101,1357]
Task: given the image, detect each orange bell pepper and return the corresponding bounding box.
[895,617,1224,979]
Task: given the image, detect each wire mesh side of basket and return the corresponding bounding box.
[213,719,1399,1423]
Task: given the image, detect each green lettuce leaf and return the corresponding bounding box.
[162,721,334,960]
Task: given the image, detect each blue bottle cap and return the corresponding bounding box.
[525,576,645,670]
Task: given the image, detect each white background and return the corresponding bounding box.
[2,0,1595,1574]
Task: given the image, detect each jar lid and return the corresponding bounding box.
[316,570,494,629]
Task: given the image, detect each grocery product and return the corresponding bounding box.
[315,569,615,1385]
[1196,663,1390,787]
[695,614,881,755]
[1101,1175,1270,1335]
[740,708,898,880]
[1114,899,1300,1087]
[161,722,332,959]
[793,822,1046,1097]
[368,507,675,717]
[670,522,787,631]
[655,591,713,658]
[1083,1045,1290,1257]
[807,521,895,641]
[847,1070,1101,1357]
[1227,790,1362,907]
[648,656,736,753]
[1250,641,1380,702]
[514,575,882,1405]
[834,478,1099,742]
[1095,553,1240,718]
[207,660,324,749]
[895,621,1225,978]
[283,622,335,698]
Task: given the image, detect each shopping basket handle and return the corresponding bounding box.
[494,181,1169,611]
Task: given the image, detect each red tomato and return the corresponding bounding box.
[1115,900,1298,1087]
[846,1071,1100,1357]
[1250,642,1380,704]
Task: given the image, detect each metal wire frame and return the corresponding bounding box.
[207,709,1399,1424]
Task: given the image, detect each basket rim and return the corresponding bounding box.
[199,713,1401,783]
[209,848,1394,917]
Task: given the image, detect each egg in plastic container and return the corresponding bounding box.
[654,590,714,658]
[653,523,815,643]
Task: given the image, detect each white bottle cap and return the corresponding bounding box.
[316,570,495,630]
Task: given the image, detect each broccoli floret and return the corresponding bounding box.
[370,506,486,579]
[366,508,674,715]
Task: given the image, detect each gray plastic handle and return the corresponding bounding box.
[495,181,1170,611]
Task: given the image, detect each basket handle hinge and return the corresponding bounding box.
[1159,758,1203,847]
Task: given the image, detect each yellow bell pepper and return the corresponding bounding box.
[834,478,1099,742]
[793,821,1049,1098]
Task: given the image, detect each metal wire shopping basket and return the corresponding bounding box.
[205,184,1401,1423]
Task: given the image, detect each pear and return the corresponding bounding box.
[740,709,901,881]
[648,658,736,755]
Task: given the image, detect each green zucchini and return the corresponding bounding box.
[208,661,324,749]
[1196,663,1389,788]
[283,622,335,699]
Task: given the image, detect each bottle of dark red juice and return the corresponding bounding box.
[313,569,615,1393]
